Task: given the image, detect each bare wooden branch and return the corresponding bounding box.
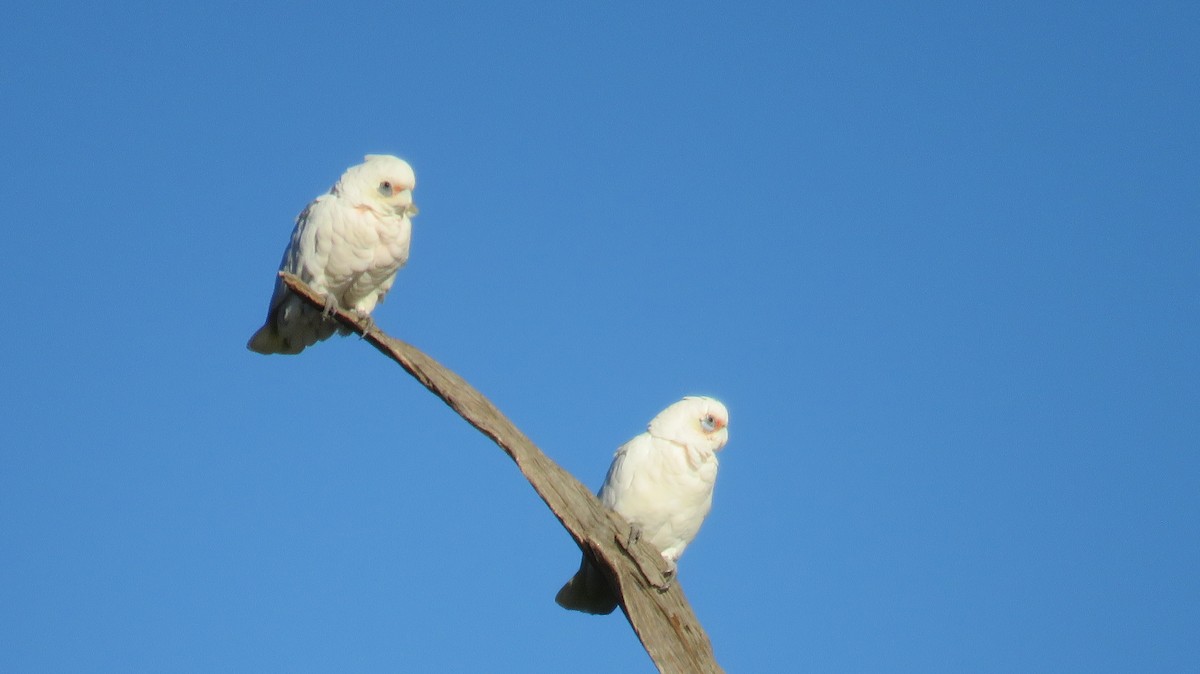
[279,272,723,674]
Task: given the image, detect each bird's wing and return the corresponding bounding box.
[598,435,646,510]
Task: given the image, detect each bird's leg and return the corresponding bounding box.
[657,554,678,592]
[626,523,643,547]
[320,294,338,320]
[627,524,672,593]
[352,309,375,337]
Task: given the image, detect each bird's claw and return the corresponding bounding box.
[656,556,677,592]
[352,310,375,337]
[626,524,643,547]
[650,567,675,593]
[320,294,338,320]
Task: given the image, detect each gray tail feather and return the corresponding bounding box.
[555,557,618,615]
[246,321,306,355]
[246,295,335,355]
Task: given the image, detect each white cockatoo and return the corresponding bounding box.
[247,154,419,355]
[556,396,730,615]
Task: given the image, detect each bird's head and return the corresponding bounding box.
[648,396,729,454]
[337,154,418,218]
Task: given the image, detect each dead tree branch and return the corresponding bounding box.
[279,272,723,674]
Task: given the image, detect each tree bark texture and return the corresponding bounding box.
[279,273,723,674]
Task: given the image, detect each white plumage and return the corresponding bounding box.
[248,154,419,355]
[556,396,730,615]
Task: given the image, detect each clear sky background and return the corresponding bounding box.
[2,2,1197,672]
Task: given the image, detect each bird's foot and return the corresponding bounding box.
[320,294,338,320]
[626,524,643,547]
[656,555,677,592]
[352,310,375,336]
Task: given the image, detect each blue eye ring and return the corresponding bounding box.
[701,414,717,432]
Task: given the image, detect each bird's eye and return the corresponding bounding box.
[379,181,394,196]
[701,414,717,432]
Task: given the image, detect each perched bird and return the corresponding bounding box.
[556,396,730,615]
[247,154,419,355]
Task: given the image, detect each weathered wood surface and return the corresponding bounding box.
[280,272,723,674]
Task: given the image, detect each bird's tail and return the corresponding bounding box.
[246,294,338,355]
[555,557,618,615]
[246,322,305,355]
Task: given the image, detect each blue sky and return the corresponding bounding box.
[2,1,1197,671]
